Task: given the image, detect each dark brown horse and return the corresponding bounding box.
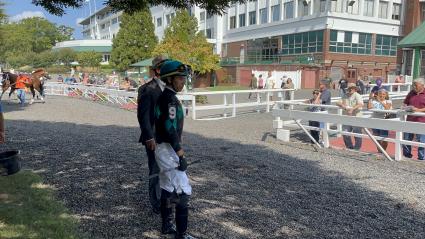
[1,69,50,103]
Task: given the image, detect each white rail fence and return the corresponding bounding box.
[43,83,295,120]
[272,98,425,161]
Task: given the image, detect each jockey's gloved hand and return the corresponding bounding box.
[178,156,188,171]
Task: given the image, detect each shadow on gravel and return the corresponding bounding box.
[2,119,425,239]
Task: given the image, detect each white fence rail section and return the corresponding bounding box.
[272,96,425,161]
[44,83,295,120]
[189,89,295,120]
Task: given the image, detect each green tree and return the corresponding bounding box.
[0,17,73,66]
[76,51,102,68]
[110,9,157,71]
[32,0,245,16]
[152,10,220,77]
[55,48,77,66]
[33,50,58,68]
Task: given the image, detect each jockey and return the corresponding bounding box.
[16,74,30,107]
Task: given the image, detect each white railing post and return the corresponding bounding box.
[266,91,270,112]
[191,95,197,120]
[256,92,261,113]
[223,94,227,117]
[337,108,343,137]
[395,113,405,161]
[232,93,236,117]
[290,90,295,110]
[322,121,330,148]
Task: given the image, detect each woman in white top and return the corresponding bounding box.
[368,88,392,152]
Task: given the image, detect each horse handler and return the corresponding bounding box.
[154,60,196,239]
[15,75,28,107]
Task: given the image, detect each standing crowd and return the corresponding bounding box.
[304,74,425,161]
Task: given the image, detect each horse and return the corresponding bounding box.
[1,69,50,104]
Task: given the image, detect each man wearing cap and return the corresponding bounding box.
[336,83,364,150]
[155,60,196,239]
[137,56,168,214]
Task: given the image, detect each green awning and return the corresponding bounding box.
[130,57,154,67]
[398,21,425,48]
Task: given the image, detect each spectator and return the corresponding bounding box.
[120,77,131,91]
[318,79,332,130]
[338,75,348,97]
[366,73,373,93]
[248,74,257,99]
[368,89,392,154]
[402,78,425,161]
[305,89,322,143]
[336,83,364,150]
[370,78,385,98]
[356,76,365,95]
[283,78,294,101]
[266,71,275,101]
[393,74,404,91]
[257,74,264,89]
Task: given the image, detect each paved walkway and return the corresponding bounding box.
[2,96,425,238]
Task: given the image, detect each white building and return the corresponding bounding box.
[78,5,122,40]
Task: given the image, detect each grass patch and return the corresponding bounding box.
[205,85,250,91]
[0,170,80,239]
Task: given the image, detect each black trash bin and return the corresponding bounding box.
[0,150,21,176]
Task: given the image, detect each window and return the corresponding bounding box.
[249,11,256,25]
[284,1,294,19]
[166,14,171,24]
[364,0,374,17]
[260,8,268,24]
[230,16,236,29]
[207,12,213,19]
[314,0,327,13]
[281,30,324,55]
[156,17,162,27]
[330,0,343,13]
[329,30,372,54]
[171,13,175,18]
[379,1,388,19]
[298,0,309,16]
[206,28,213,39]
[347,0,359,15]
[375,34,398,56]
[200,11,205,21]
[112,18,118,24]
[239,13,246,27]
[392,3,401,20]
[247,38,279,61]
[271,4,280,22]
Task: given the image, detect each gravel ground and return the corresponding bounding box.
[2,96,425,239]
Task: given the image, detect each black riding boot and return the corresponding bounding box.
[175,194,193,239]
[161,191,176,235]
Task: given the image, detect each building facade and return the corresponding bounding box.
[219,0,405,87]
[78,6,122,40]
[398,0,425,77]
[52,40,113,64]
